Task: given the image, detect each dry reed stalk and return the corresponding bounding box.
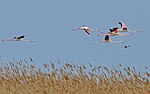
[0,61,149,94]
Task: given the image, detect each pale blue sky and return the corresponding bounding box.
[0,0,149,71]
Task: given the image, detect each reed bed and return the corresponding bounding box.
[0,60,149,94]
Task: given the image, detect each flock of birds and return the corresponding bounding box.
[73,21,144,48]
[0,21,143,49]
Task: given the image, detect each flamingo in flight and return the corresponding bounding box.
[92,35,124,44]
[1,35,36,42]
[72,25,100,35]
[118,22,128,31]
[118,22,144,32]
[100,35,124,43]
[124,45,131,48]
[98,27,133,36]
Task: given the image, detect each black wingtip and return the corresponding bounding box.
[105,35,109,40]
[20,35,25,38]
[118,22,122,25]
[124,45,131,48]
[87,32,90,35]
[109,29,113,32]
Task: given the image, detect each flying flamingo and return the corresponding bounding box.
[92,35,124,44]
[100,35,124,43]
[1,35,36,42]
[98,27,133,36]
[118,22,144,32]
[72,25,100,35]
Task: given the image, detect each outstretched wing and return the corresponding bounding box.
[84,28,90,34]
[1,39,17,42]
[1,39,36,42]
[72,27,90,34]
[19,40,36,42]
[112,27,119,33]
[14,35,25,39]
[72,28,81,31]
[126,29,144,33]
[18,35,25,39]
[98,33,120,36]
[117,33,133,36]
[89,29,100,32]
[98,32,109,36]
